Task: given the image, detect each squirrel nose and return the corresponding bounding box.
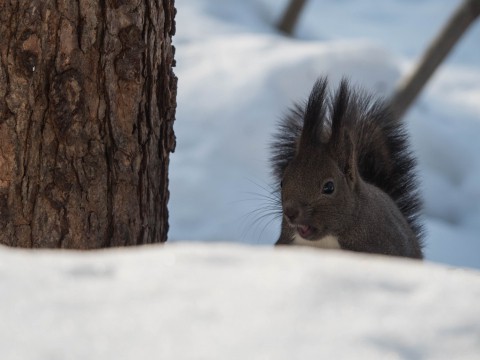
[284,203,301,223]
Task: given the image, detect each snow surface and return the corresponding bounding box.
[169,0,480,269]
[1,243,480,360]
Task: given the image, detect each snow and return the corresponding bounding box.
[1,243,480,359]
[169,0,480,269]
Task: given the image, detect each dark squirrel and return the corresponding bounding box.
[271,77,424,258]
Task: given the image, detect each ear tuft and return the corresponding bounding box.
[335,129,358,185]
[330,78,350,147]
[299,78,328,148]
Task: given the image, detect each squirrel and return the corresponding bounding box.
[271,77,424,259]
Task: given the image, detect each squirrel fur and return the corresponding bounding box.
[271,77,423,258]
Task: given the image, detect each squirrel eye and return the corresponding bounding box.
[322,181,335,195]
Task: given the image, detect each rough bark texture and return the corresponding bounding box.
[0,0,177,248]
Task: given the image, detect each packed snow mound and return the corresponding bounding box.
[1,243,479,360]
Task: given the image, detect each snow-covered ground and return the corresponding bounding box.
[169,0,480,269]
[1,243,480,359]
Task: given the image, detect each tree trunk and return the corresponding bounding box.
[0,0,177,248]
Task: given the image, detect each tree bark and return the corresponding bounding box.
[0,0,177,248]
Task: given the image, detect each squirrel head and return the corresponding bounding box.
[280,78,359,240]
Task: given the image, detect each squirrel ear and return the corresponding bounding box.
[335,130,358,185]
[329,79,357,185]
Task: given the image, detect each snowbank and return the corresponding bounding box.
[1,243,479,359]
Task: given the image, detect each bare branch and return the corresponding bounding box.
[277,0,308,35]
[390,0,480,119]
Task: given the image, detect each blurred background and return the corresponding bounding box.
[168,0,480,269]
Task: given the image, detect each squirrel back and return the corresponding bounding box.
[271,77,423,258]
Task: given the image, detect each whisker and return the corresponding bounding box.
[237,178,283,244]
[257,214,283,241]
[240,213,279,242]
[245,178,279,194]
[229,197,279,206]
